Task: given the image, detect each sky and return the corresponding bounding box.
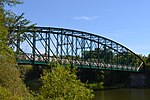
[7,0,150,56]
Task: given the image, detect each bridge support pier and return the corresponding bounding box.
[130,73,146,88]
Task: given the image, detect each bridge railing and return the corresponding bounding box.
[16,53,141,72]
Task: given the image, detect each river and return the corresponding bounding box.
[94,89,150,100]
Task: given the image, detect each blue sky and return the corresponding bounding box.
[8,0,150,56]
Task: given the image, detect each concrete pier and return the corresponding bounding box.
[130,73,146,87]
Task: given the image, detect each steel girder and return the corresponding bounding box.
[11,26,145,72]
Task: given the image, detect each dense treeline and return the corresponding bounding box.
[142,54,150,67]
[83,48,143,67]
[0,1,31,99]
[84,48,150,68]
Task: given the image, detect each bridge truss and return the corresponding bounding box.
[10,27,145,72]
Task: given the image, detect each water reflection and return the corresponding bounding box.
[94,89,150,100]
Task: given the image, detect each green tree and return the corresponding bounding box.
[39,63,94,100]
[0,0,34,99]
[1,0,35,48]
[0,86,12,100]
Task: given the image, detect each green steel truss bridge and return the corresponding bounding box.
[11,27,145,72]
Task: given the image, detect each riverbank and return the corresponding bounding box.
[86,82,104,90]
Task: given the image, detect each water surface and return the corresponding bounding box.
[94,89,150,100]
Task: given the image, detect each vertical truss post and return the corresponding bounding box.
[126,51,129,70]
[16,33,20,54]
[75,37,78,62]
[60,30,63,62]
[125,51,128,70]
[67,35,69,58]
[116,45,119,69]
[98,38,100,67]
[33,32,36,64]
[48,30,50,62]
[83,39,85,65]
[45,32,48,55]
[56,34,59,57]
[81,38,84,61]
[81,37,85,68]
[90,36,92,67]
[104,39,107,68]
[71,31,74,66]
[110,41,113,64]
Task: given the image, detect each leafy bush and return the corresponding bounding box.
[0,86,26,100]
[39,64,94,100]
[0,86,11,100]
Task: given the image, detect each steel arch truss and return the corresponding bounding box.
[11,27,145,72]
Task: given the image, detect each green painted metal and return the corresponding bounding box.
[98,38,100,67]
[16,59,140,72]
[10,26,145,72]
[33,32,36,64]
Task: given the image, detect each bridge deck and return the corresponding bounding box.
[17,57,140,72]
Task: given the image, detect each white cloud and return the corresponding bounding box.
[74,16,99,21]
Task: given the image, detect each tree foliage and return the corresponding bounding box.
[0,0,35,48]
[0,0,23,7]
[5,11,36,48]
[39,64,94,100]
[0,0,34,99]
[0,86,12,100]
